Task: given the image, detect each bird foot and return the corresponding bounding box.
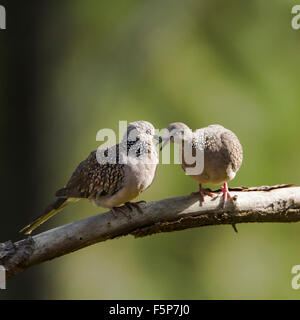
[191,185,214,205]
[124,201,145,214]
[219,183,238,232]
[220,183,233,209]
[111,206,131,219]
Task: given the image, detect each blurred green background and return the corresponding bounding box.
[1,0,300,299]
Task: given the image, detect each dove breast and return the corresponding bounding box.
[181,124,243,185]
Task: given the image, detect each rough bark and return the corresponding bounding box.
[1,184,300,279]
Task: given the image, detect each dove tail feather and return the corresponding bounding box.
[19,198,77,235]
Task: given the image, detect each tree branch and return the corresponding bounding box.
[1,184,300,279]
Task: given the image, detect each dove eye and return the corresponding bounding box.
[146,129,152,135]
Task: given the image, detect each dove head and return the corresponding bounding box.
[121,121,161,159]
[161,122,193,150]
[124,121,158,143]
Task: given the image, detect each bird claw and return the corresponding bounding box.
[220,183,233,209]
[111,206,131,219]
[192,185,214,205]
[125,201,145,214]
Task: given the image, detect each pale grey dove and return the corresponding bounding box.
[20,121,160,234]
[161,122,243,208]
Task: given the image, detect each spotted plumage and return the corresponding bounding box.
[55,150,125,199]
[161,122,243,207]
[20,121,159,234]
[189,124,243,185]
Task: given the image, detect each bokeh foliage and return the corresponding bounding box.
[2,0,300,299]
